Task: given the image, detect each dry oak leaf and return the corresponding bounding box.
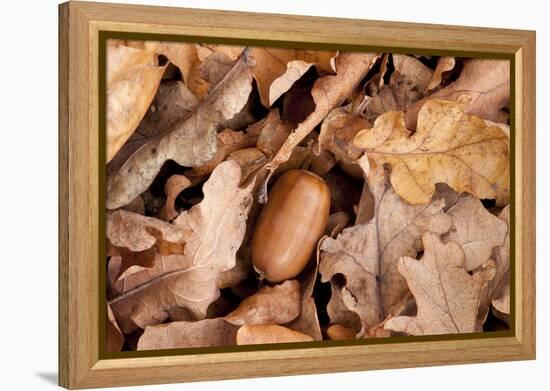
[158,174,192,222]
[107,51,255,210]
[107,80,199,178]
[385,232,495,335]
[320,167,452,333]
[318,105,369,164]
[227,148,268,185]
[236,324,314,345]
[262,52,378,195]
[106,41,166,162]
[427,56,456,91]
[109,161,254,333]
[147,41,198,86]
[445,194,507,271]
[405,59,509,129]
[255,110,293,159]
[249,47,338,107]
[106,303,124,352]
[224,280,300,326]
[491,206,510,315]
[477,205,510,323]
[107,210,187,280]
[137,319,238,350]
[392,54,433,93]
[353,99,510,205]
[285,244,323,340]
[327,324,356,340]
[187,127,261,180]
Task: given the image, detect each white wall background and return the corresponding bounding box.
[0,0,546,389]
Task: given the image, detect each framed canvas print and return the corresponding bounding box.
[58,1,536,389]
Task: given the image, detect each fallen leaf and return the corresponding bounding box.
[106,304,124,352]
[385,232,495,335]
[325,212,350,237]
[109,161,254,333]
[427,57,456,91]
[320,165,452,333]
[445,194,507,271]
[107,80,199,177]
[107,209,186,252]
[138,319,238,350]
[149,41,197,86]
[107,41,166,162]
[491,206,510,315]
[158,175,192,221]
[354,98,510,205]
[255,110,293,158]
[236,324,314,345]
[285,246,322,340]
[107,52,255,209]
[405,59,509,128]
[392,54,433,92]
[327,324,356,340]
[249,47,337,107]
[227,148,268,184]
[264,53,378,187]
[187,127,260,180]
[224,280,300,325]
[187,52,237,100]
[318,105,369,164]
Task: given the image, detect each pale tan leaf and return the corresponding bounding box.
[263,52,378,189]
[107,209,186,252]
[385,233,496,335]
[158,175,192,221]
[107,81,199,177]
[187,127,260,180]
[491,206,510,315]
[255,110,293,158]
[106,304,124,352]
[107,52,255,209]
[427,57,456,91]
[285,247,322,340]
[354,99,510,205]
[227,148,268,184]
[318,105,368,164]
[236,324,314,345]
[445,194,507,271]
[320,167,452,333]
[249,47,338,107]
[109,161,254,333]
[106,41,166,162]
[327,324,356,340]
[138,319,238,350]
[147,41,197,86]
[224,280,300,326]
[392,54,433,92]
[406,59,509,128]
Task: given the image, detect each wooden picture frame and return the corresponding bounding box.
[59,1,536,389]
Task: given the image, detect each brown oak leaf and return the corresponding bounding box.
[385,232,496,335]
[109,161,254,333]
[224,280,300,326]
[354,99,510,205]
[427,56,456,91]
[445,194,507,271]
[106,303,124,352]
[107,51,255,209]
[106,40,166,162]
[158,174,192,221]
[319,167,452,333]
[405,59,509,128]
[491,206,510,315]
[236,324,314,345]
[262,52,378,196]
[137,319,238,350]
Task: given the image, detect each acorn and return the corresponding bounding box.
[250,169,330,282]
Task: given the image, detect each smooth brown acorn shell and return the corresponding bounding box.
[250,169,331,282]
